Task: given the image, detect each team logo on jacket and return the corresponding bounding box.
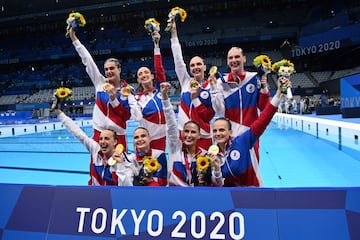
[230,150,240,160]
[157,92,162,99]
[246,84,256,93]
[200,91,209,99]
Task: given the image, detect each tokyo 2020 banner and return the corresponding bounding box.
[341,73,360,109]
[0,184,359,240]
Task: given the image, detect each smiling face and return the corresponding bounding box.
[227,47,246,74]
[104,59,121,88]
[189,56,206,81]
[133,127,151,153]
[137,67,154,89]
[182,121,201,147]
[212,118,232,147]
[99,130,117,158]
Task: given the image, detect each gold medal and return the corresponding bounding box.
[209,66,218,76]
[108,157,116,166]
[190,79,200,89]
[121,86,132,96]
[115,144,124,153]
[208,145,219,155]
[102,83,112,91]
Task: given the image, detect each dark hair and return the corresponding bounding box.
[134,126,150,136]
[190,55,205,64]
[214,117,232,130]
[105,58,121,68]
[184,120,201,132]
[106,129,118,141]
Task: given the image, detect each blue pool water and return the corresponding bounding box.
[0,119,360,187]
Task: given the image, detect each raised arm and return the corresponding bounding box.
[161,82,179,148]
[152,32,166,84]
[221,77,290,179]
[55,109,98,153]
[251,76,289,137]
[160,82,181,174]
[69,28,105,89]
[169,20,191,86]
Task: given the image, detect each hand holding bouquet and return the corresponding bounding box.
[253,55,272,89]
[65,12,86,37]
[142,156,160,176]
[144,18,160,43]
[272,59,295,99]
[50,87,72,111]
[195,154,212,186]
[137,156,160,185]
[253,55,272,76]
[165,6,187,32]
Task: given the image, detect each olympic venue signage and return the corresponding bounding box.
[0,184,359,239]
[291,40,341,57]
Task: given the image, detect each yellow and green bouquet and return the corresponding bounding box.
[135,156,160,185]
[195,155,212,186]
[142,156,160,176]
[253,55,272,76]
[144,18,160,43]
[50,87,72,111]
[272,59,295,98]
[65,12,86,37]
[144,18,160,33]
[196,155,211,174]
[165,7,187,32]
[272,59,295,77]
[50,87,72,112]
[55,87,73,100]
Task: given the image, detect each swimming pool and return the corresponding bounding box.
[0,117,360,187]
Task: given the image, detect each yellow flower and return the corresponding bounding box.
[68,12,86,26]
[179,8,187,22]
[144,18,160,32]
[143,156,160,175]
[79,14,86,26]
[253,55,272,72]
[196,155,211,173]
[272,59,295,74]
[65,12,86,37]
[55,87,72,100]
[171,7,187,22]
